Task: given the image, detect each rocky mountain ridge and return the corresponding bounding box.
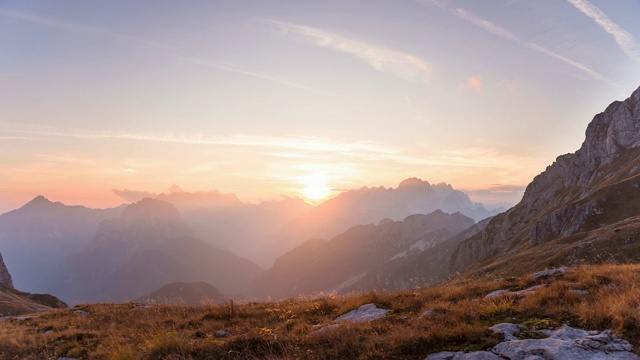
[451,85,640,274]
[274,178,500,262]
[254,210,475,299]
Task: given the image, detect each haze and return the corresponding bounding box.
[1,0,640,213]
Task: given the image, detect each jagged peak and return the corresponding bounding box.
[579,85,640,165]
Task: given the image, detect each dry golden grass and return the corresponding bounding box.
[2,263,640,359]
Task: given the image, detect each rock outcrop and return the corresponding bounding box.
[451,85,640,273]
[426,324,639,360]
[0,251,13,288]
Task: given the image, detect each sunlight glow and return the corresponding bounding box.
[300,173,331,202]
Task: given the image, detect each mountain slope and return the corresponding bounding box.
[0,251,66,316]
[136,282,225,305]
[254,210,475,299]
[450,85,640,276]
[0,196,124,292]
[48,198,262,304]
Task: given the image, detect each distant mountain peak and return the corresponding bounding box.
[122,198,181,221]
[22,195,52,208]
[398,177,431,188]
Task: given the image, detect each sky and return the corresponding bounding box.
[1,0,639,213]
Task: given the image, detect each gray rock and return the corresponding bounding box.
[333,303,390,323]
[484,285,545,300]
[513,284,545,296]
[547,324,589,340]
[489,323,525,341]
[214,330,231,338]
[74,310,89,317]
[429,324,639,360]
[530,266,569,279]
[484,289,511,299]
[425,351,502,359]
[570,289,589,296]
[420,309,437,318]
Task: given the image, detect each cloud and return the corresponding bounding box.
[0,9,327,95]
[421,1,606,81]
[112,188,158,202]
[470,184,526,194]
[459,75,483,92]
[1,124,399,155]
[566,0,640,61]
[264,19,431,82]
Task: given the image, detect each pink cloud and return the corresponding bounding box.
[459,75,483,92]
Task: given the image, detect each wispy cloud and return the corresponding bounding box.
[0,124,399,155]
[0,9,327,94]
[264,19,431,82]
[459,75,483,92]
[421,1,606,81]
[565,0,640,61]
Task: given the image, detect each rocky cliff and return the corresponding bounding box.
[451,85,640,272]
[0,251,13,288]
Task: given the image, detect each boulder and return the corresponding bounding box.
[333,303,390,323]
[530,266,569,279]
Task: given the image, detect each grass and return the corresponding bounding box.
[2,263,640,359]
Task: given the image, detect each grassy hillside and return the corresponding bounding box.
[0,284,65,317]
[1,263,640,359]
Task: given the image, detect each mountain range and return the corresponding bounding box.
[0,178,498,302]
[0,197,124,293]
[1,85,637,307]
[45,198,262,304]
[249,84,640,297]
[270,178,501,262]
[253,210,475,299]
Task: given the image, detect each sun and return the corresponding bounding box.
[300,173,332,202]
